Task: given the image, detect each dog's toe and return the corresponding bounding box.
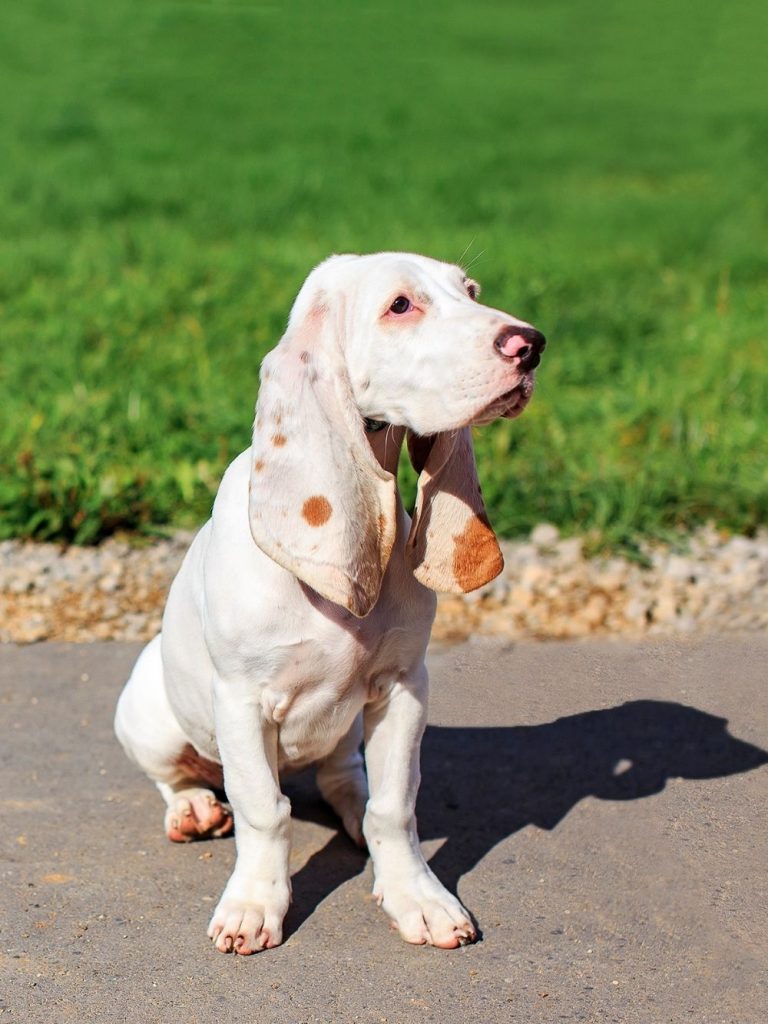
[375,871,477,950]
[164,789,233,843]
[208,896,286,955]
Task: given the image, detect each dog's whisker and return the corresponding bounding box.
[464,248,487,272]
[456,235,477,268]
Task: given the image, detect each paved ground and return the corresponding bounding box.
[1,635,767,1023]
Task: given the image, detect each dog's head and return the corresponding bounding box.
[248,253,546,616]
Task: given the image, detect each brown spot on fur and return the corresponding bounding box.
[309,296,328,319]
[274,412,282,425]
[300,350,311,364]
[272,433,287,447]
[253,459,265,472]
[175,744,224,790]
[378,513,386,537]
[302,495,332,527]
[452,514,504,592]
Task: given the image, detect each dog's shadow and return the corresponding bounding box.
[282,699,767,937]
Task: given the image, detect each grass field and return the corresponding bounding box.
[1,0,766,548]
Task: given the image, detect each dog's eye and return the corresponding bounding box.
[466,281,479,300]
[389,296,412,315]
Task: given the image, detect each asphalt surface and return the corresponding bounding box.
[1,635,767,1023]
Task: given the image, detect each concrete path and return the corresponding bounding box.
[1,636,767,1023]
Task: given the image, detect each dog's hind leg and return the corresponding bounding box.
[114,635,233,843]
[316,713,368,847]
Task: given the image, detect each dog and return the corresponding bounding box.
[114,251,545,954]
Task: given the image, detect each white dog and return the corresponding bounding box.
[115,252,545,954]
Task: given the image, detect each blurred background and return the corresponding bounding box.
[1,0,766,551]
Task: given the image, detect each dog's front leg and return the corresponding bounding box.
[363,666,477,948]
[207,673,291,955]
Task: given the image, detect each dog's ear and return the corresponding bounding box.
[405,428,503,593]
[248,285,397,618]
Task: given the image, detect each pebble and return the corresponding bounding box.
[0,524,766,644]
[530,523,560,549]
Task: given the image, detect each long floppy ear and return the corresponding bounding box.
[405,428,504,593]
[248,291,397,617]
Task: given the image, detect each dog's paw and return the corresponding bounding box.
[164,789,233,843]
[207,887,290,955]
[374,872,476,949]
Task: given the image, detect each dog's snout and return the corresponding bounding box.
[493,325,546,372]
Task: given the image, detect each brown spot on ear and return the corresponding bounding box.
[302,495,332,527]
[272,433,287,447]
[253,459,265,472]
[299,350,311,364]
[308,296,328,321]
[452,514,504,592]
[378,513,386,537]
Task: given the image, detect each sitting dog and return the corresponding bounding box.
[115,252,545,954]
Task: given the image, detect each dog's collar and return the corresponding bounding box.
[363,417,388,433]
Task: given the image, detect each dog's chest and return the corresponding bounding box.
[262,615,426,770]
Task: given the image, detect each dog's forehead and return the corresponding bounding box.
[348,252,468,297]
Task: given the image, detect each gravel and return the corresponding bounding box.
[1,524,766,644]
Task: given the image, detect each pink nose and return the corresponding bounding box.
[493,325,546,371]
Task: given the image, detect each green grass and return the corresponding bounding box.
[1,0,766,545]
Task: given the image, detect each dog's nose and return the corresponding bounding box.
[493,325,546,372]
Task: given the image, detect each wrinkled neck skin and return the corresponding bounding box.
[365,422,406,477]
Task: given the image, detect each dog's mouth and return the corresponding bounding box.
[472,374,536,426]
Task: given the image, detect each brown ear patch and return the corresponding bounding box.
[453,513,504,592]
[302,495,333,527]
